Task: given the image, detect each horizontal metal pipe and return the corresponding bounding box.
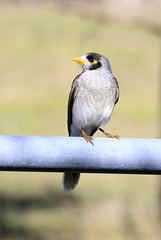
[0,135,160,175]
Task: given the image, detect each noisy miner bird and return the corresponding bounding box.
[62,52,119,194]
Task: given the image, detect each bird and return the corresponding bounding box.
[62,52,119,194]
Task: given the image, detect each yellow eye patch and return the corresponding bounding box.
[92,59,98,64]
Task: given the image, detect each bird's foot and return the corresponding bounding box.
[99,128,120,139]
[80,130,94,145]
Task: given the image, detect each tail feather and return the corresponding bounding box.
[62,172,80,194]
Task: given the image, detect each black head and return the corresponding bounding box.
[86,52,102,70]
[72,52,112,73]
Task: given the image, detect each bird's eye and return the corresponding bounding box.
[92,59,98,64]
[87,55,99,66]
[88,57,98,64]
[90,58,94,63]
[87,56,95,63]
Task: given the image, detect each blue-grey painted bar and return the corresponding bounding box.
[0,135,160,174]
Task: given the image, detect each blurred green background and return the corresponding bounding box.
[0,1,161,240]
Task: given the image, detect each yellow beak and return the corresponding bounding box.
[72,57,87,64]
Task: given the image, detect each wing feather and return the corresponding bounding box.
[114,77,119,104]
[67,75,80,136]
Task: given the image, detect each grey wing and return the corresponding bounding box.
[67,75,80,136]
[114,77,119,104]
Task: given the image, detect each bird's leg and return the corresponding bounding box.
[80,130,94,145]
[99,128,120,139]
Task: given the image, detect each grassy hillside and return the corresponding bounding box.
[0,6,160,240]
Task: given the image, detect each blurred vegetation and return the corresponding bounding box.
[0,4,160,240]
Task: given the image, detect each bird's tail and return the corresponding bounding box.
[62,172,80,194]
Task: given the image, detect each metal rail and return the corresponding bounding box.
[0,135,160,174]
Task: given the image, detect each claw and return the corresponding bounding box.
[80,130,94,145]
[99,128,120,139]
